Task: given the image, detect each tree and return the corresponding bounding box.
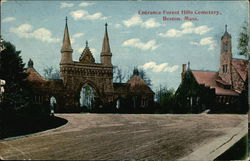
[155,85,175,113]
[113,67,125,83]
[237,21,249,58]
[43,66,60,79]
[0,41,32,112]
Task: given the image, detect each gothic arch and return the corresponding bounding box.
[77,80,100,97]
[76,80,104,109]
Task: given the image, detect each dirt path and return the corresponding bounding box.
[0,114,247,160]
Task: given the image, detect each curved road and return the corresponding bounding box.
[0,114,247,160]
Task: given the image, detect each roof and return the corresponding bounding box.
[25,68,47,82]
[192,70,239,96]
[231,58,248,81]
[113,83,129,93]
[127,75,154,94]
[221,25,231,39]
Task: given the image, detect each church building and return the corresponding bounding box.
[180,25,248,112]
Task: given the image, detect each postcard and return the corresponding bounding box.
[0,0,249,160]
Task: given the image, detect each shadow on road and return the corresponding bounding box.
[0,116,68,140]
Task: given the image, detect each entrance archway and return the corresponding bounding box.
[79,84,96,110]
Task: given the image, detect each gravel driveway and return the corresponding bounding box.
[0,114,247,160]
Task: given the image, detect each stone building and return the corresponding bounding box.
[25,18,154,112]
[180,25,248,111]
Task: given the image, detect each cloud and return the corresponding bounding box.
[10,24,59,43]
[79,2,95,7]
[123,15,161,28]
[114,24,122,28]
[190,37,216,50]
[142,61,179,72]
[142,18,162,28]
[159,22,212,37]
[181,21,194,28]
[123,15,143,27]
[60,2,74,8]
[122,38,159,51]
[2,17,16,22]
[71,33,85,44]
[73,33,84,38]
[70,10,108,20]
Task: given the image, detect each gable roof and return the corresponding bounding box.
[231,58,248,81]
[25,68,47,82]
[192,70,239,96]
[127,75,154,94]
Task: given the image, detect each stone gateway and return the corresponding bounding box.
[25,18,154,112]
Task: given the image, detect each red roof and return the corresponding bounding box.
[127,76,154,94]
[192,70,239,96]
[25,68,47,82]
[231,59,248,81]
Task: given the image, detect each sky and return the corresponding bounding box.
[1,0,249,91]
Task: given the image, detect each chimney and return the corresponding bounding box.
[181,64,187,82]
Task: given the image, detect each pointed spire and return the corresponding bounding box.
[61,16,73,53]
[101,23,111,55]
[221,24,231,39]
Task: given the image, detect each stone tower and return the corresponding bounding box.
[101,23,112,66]
[219,25,232,84]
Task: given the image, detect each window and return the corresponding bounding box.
[222,64,228,73]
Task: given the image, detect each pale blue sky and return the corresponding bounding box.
[1,1,248,91]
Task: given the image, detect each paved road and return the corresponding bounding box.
[0,114,247,160]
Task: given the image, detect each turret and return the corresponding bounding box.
[219,25,232,84]
[220,24,232,54]
[100,23,112,66]
[60,17,73,64]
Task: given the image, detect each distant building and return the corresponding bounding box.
[25,18,154,112]
[180,25,248,112]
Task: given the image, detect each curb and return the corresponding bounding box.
[179,120,248,161]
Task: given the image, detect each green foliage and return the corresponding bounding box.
[155,86,175,113]
[0,41,33,112]
[237,21,249,58]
